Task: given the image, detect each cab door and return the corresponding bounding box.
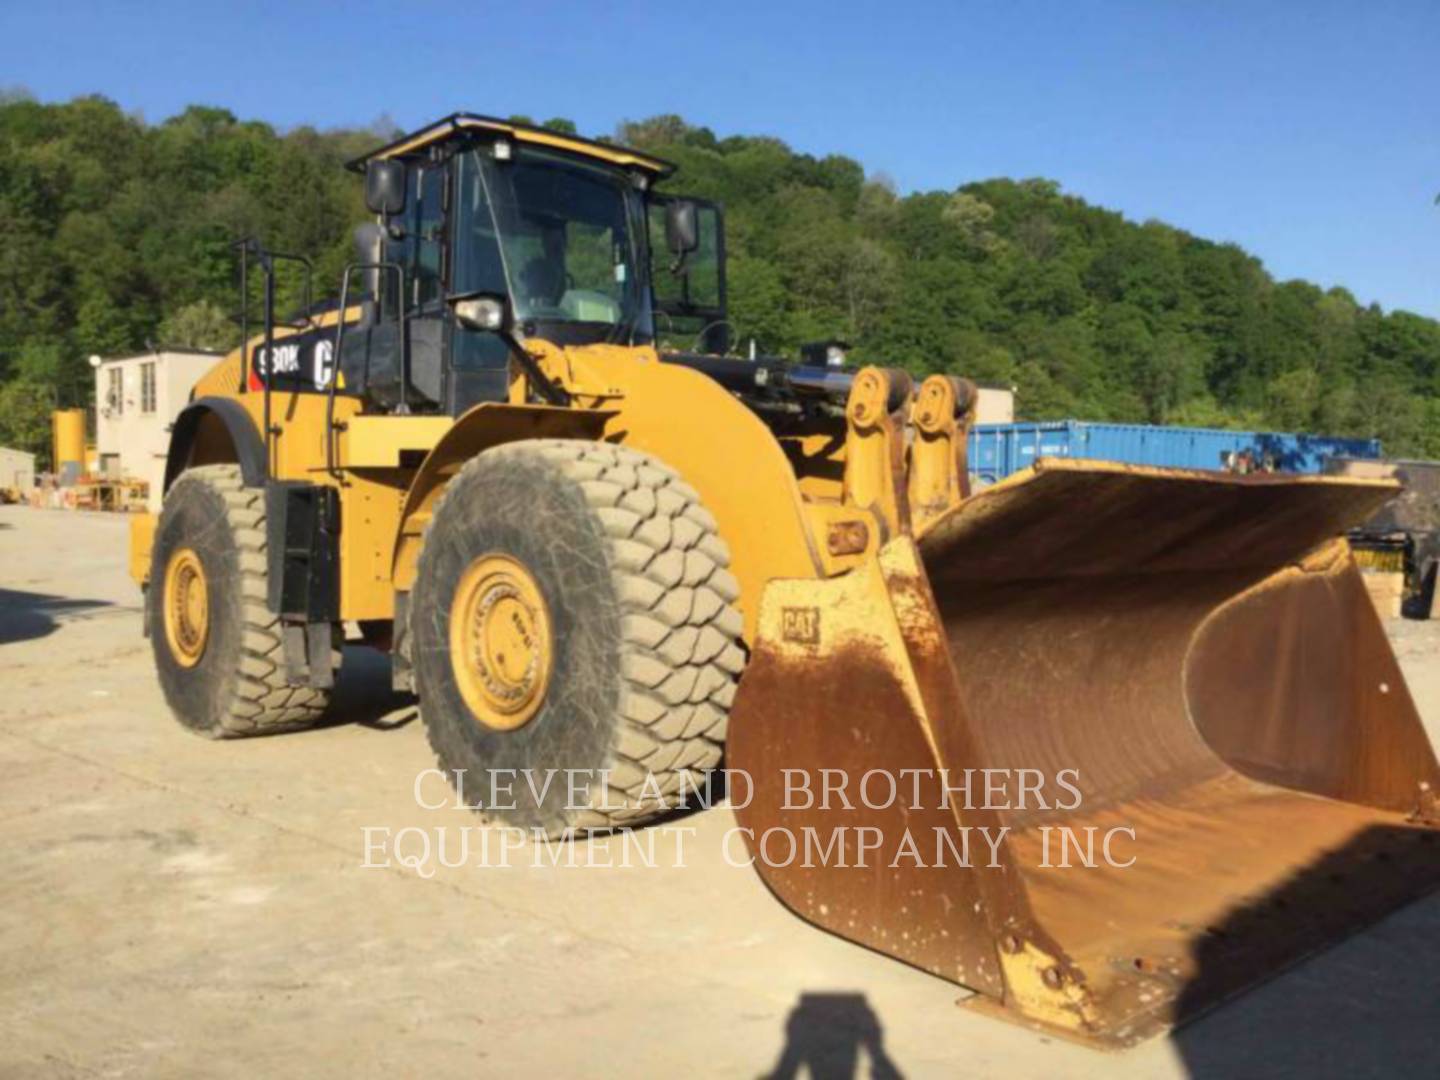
[350,157,452,411]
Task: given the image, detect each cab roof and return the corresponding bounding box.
[347,112,676,177]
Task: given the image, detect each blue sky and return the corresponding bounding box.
[3,1,1437,317]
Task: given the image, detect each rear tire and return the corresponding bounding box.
[149,465,331,737]
[411,439,745,835]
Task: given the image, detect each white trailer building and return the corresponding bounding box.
[0,446,36,494]
[93,350,221,511]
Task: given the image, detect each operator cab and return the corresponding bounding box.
[338,113,727,416]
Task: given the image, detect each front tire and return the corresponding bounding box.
[411,439,745,834]
[149,465,331,737]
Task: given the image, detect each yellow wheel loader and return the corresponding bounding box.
[131,113,1440,1046]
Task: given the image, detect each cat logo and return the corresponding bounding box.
[780,606,821,645]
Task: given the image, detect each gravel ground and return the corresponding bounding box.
[2,503,1439,1079]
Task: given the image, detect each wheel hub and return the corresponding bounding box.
[163,546,209,667]
[449,554,553,732]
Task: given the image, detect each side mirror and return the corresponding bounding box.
[364,160,406,216]
[664,200,699,255]
[450,292,510,333]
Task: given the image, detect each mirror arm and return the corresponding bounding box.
[506,336,570,407]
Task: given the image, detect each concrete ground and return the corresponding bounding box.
[3,503,1439,1079]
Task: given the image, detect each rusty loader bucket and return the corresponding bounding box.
[729,460,1440,1048]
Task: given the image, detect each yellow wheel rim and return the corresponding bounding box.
[449,553,553,732]
[163,547,209,668]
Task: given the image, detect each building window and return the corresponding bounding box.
[107,367,123,416]
[140,362,157,414]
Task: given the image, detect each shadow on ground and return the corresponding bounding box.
[764,993,903,1079]
[311,644,417,732]
[1171,823,1440,1077]
[0,587,114,645]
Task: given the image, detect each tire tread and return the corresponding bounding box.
[165,465,330,738]
[417,440,743,831]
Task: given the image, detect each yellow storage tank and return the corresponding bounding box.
[51,408,87,481]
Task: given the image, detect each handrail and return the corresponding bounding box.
[325,261,409,480]
[247,249,314,479]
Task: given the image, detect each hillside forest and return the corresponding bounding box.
[2,94,1439,465]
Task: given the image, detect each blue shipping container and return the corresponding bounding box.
[967,421,1382,485]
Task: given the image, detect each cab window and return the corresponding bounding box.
[383,161,447,312]
[413,165,445,308]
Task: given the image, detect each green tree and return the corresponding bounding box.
[0,96,1436,460]
[1265,367,1322,431]
[1165,395,1259,430]
[0,380,55,465]
[941,192,1001,254]
[158,300,234,351]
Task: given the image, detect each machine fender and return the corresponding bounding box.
[593,355,827,642]
[391,402,614,591]
[163,396,268,493]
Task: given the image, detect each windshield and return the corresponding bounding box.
[453,145,653,345]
